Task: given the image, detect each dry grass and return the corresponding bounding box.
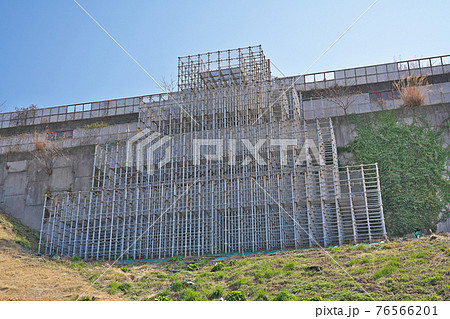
[0,210,115,301]
[393,75,429,107]
[1,209,449,301]
[34,140,46,151]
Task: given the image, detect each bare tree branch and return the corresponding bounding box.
[32,133,67,175]
[315,84,361,116]
[160,76,177,93]
[13,104,37,126]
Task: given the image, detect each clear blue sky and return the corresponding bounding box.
[1,0,449,112]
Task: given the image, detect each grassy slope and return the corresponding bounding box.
[1,209,449,301]
[0,209,40,251]
[88,238,450,301]
[0,210,116,301]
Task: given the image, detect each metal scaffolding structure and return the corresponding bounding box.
[38,46,387,260]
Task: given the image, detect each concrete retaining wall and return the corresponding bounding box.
[0,103,448,233]
[333,102,450,148]
[0,145,95,230]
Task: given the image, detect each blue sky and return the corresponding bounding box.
[0,0,449,112]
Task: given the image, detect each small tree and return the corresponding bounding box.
[140,76,177,129]
[32,134,67,175]
[319,84,361,116]
[160,76,177,93]
[13,104,37,126]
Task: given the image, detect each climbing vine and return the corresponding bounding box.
[345,111,450,237]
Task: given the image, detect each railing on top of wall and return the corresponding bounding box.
[0,92,172,130]
[276,54,450,91]
[0,55,449,130]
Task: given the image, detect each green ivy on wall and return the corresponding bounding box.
[344,110,450,237]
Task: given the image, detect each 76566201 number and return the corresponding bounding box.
[376,306,437,316]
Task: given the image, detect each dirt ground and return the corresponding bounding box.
[0,216,114,301]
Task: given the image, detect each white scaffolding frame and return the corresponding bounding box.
[38,46,387,260]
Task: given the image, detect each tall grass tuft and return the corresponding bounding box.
[393,75,429,107]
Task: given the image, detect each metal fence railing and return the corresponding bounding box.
[0,93,171,130]
[276,54,450,91]
[1,55,449,130]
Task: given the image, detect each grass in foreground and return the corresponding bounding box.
[1,209,449,301]
[66,236,449,301]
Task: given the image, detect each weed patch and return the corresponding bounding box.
[180,288,205,301]
[211,262,224,272]
[225,291,247,301]
[208,286,224,300]
[272,290,296,301]
[283,261,296,270]
[373,260,399,279]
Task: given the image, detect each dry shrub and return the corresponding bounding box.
[32,134,66,175]
[393,75,429,107]
[34,140,45,150]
